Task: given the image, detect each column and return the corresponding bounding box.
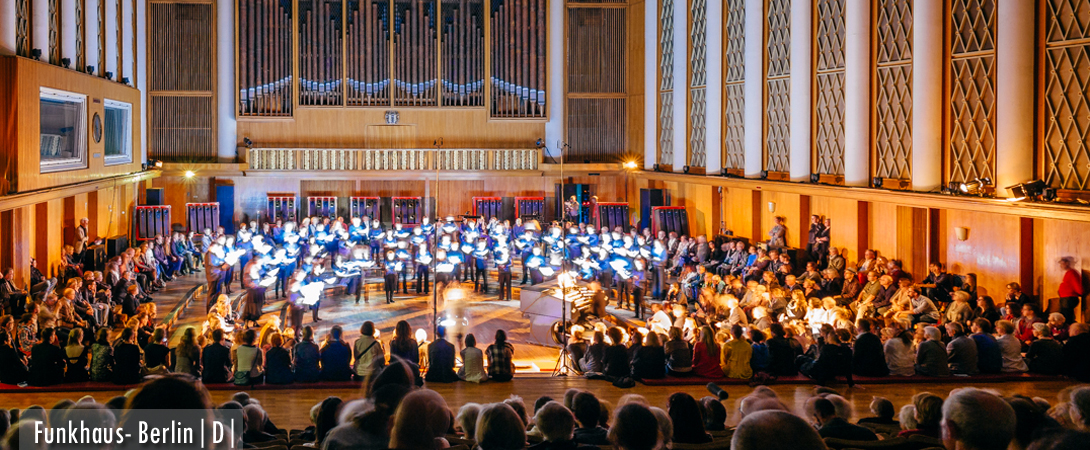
[86,0,99,73]
[61,0,76,64]
[842,0,870,186]
[544,0,564,161]
[742,0,763,177]
[703,0,723,175]
[105,0,117,78]
[912,0,943,192]
[788,0,811,181]
[643,0,657,170]
[33,0,48,61]
[670,0,687,171]
[137,0,146,160]
[216,0,236,161]
[995,0,1034,197]
[1,0,17,55]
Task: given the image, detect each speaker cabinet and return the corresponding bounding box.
[106,235,129,260]
[266,196,297,222]
[186,202,220,233]
[307,196,338,218]
[134,205,171,241]
[651,206,689,236]
[350,197,381,220]
[596,202,630,231]
[515,197,545,219]
[473,197,503,221]
[388,197,424,224]
[640,188,666,231]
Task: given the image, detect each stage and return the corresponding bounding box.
[165,273,645,374]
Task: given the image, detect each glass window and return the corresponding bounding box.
[39,88,88,173]
[104,99,133,165]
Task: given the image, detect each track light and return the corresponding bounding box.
[872,177,884,188]
[1042,188,1058,202]
[535,138,545,149]
[243,137,253,148]
[146,159,163,170]
[120,77,130,84]
[683,165,690,174]
[760,170,770,179]
[85,65,95,74]
[810,173,820,183]
[30,49,41,60]
[959,177,990,195]
[61,58,71,68]
[105,71,114,80]
[1005,180,1047,201]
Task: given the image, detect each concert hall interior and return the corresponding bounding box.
[4,0,1090,449]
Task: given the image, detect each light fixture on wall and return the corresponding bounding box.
[30,49,41,60]
[184,170,196,179]
[1005,180,1047,202]
[683,165,690,174]
[104,71,114,80]
[120,77,130,85]
[767,202,776,213]
[810,173,820,183]
[955,226,970,241]
[60,58,71,68]
[955,177,991,196]
[872,177,884,188]
[85,65,95,74]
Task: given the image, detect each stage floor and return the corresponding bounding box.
[166,274,637,373]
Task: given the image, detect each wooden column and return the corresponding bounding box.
[857,201,870,262]
[896,205,928,279]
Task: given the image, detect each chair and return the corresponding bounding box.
[824,437,913,450]
[670,438,732,450]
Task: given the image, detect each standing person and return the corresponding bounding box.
[495,245,513,301]
[564,196,580,224]
[806,215,825,267]
[383,251,400,305]
[1058,257,1084,324]
[74,218,91,262]
[768,216,787,250]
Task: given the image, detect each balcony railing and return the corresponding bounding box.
[246,148,540,171]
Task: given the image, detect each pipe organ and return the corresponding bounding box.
[235,0,542,115]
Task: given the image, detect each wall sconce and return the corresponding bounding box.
[955,227,969,241]
[767,202,776,213]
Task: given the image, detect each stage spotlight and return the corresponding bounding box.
[652,163,661,172]
[683,165,690,174]
[810,173,820,183]
[146,159,163,169]
[1006,180,1047,201]
[30,49,41,60]
[105,71,114,80]
[184,170,196,179]
[958,177,991,196]
[120,77,130,84]
[243,137,254,148]
[535,138,545,149]
[1042,187,1058,202]
[86,65,95,74]
[623,161,638,170]
[61,58,71,68]
[872,177,884,188]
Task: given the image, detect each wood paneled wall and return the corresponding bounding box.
[0,56,143,193]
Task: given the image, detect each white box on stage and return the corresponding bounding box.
[519,280,569,348]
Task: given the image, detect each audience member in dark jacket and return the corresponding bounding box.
[851,320,889,377]
[766,324,801,376]
[915,327,951,377]
[579,331,607,374]
[0,331,29,385]
[112,328,145,385]
[264,334,294,384]
[630,333,666,380]
[970,318,1002,374]
[1064,323,1090,382]
[28,328,66,386]
[293,327,321,383]
[798,330,854,386]
[571,392,610,446]
[201,329,233,384]
[424,327,459,383]
[813,398,877,441]
[602,328,631,379]
[319,326,353,381]
[1026,323,1063,375]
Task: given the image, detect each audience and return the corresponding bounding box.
[812,397,878,441]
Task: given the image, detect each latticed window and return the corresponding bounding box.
[688,0,708,168]
[948,0,996,184]
[874,0,913,181]
[116,0,123,80]
[76,0,85,70]
[765,0,791,172]
[98,0,105,77]
[813,0,845,175]
[1043,0,1090,191]
[49,0,60,65]
[658,0,675,166]
[722,0,745,170]
[15,0,30,57]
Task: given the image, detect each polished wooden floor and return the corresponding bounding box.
[3,378,1079,430]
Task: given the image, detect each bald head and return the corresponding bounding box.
[942,388,1017,450]
[732,410,825,450]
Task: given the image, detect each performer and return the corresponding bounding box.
[239,257,267,328]
[204,240,229,312]
[526,247,549,285]
[564,196,580,223]
[383,251,401,304]
[473,240,490,294]
[415,242,433,295]
[627,258,647,320]
[650,238,668,300]
[396,241,412,294]
[516,228,536,285]
[434,250,455,291]
[495,241,513,301]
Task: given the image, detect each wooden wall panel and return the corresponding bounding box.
[896,205,928,280]
[810,195,858,262]
[869,201,898,259]
[760,191,801,248]
[720,186,754,240]
[943,209,1020,298]
[1,57,143,192]
[1040,218,1090,320]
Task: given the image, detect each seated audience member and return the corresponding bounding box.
[767,323,801,376]
[529,401,596,450]
[232,328,264,385]
[945,322,979,375]
[353,321,385,381]
[572,392,609,445]
[721,325,753,379]
[1015,304,1045,347]
[1026,323,1063,375]
[996,320,1028,373]
[388,389,452,450]
[915,326,951,377]
[812,397,878,441]
[64,328,89,382]
[668,393,711,444]
[691,326,723,378]
[630,331,666,380]
[664,327,693,376]
[1069,386,1090,431]
[602,327,631,379]
[750,329,770,374]
[112,327,144,385]
[970,318,1002,374]
[486,330,516,382]
[883,326,915,376]
[853,319,889,377]
[940,388,1017,450]
[264,333,294,384]
[459,333,487,382]
[201,328,233,384]
[1064,323,1090,382]
[798,327,853,386]
[0,330,29,385]
[425,326,459,383]
[608,403,661,450]
[858,397,899,435]
[565,326,588,373]
[731,410,826,450]
[28,328,66,386]
[475,402,527,450]
[319,325,352,381]
[242,404,278,445]
[89,327,113,382]
[174,327,201,377]
[580,330,607,374]
[899,394,944,439]
[701,397,728,432]
[144,328,171,371]
[456,403,482,440]
[1048,313,1069,342]
[293,326,321,382]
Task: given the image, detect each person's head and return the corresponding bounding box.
[915,394,945,428]
[1048,313,1066,328]
[475,402,526,450]
[329,325,344,342]
[534,401,577,442]
[971,318,992,335]
[924,326,942,342]
[900,405,919,430]
[607,403,660,450]
[731,410,825,450]
[941,388,1017,450]
[811,397,837,425]
[1071,323,1090,339]
[242,403,267,433]
[996,320,1015,336]
[946,322,965,338]
[1033,322,1052,339]
[389,389,452,450]
[572,392,601,428]
[40,327,57,345]
[870,397,895,421]
[361,321,375,338]
[456,403,482,440]
[125,374,214,411]
[1070,386,1090,430]
[668,392,707,443]
[67,328,84,347]
[1023,303,1038,318]
[395,320,412,341]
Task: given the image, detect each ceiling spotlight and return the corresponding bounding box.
[1006,180,1047,201]
[623,161,638,170]
[957,177,991,196]
[184,170,196,179]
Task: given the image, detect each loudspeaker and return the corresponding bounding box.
[106,235,128,259]
[145,188,164,206]
[640,188,666,231]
